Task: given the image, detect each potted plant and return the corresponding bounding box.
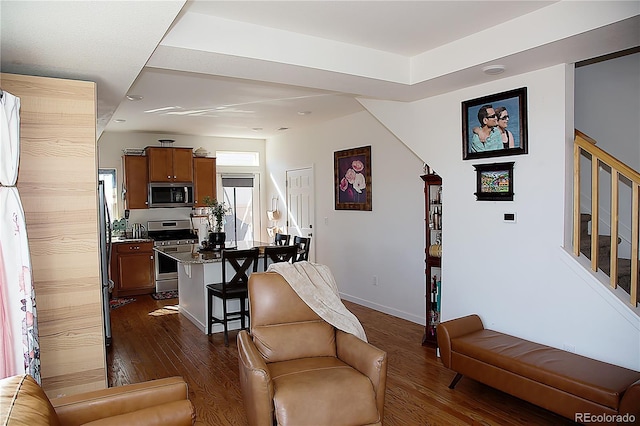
[203,196,229,249]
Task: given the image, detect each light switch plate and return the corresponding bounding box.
[504,212,516,222]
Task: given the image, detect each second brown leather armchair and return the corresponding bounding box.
[237,272,387,426]
[0,374,195,425]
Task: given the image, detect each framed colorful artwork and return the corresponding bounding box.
[474,162,514,201]
[334,145,372,211]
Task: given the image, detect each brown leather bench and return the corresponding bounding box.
[437,314,640,424]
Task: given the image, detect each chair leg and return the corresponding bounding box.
[240,296,246,330]
[246,298,250,330]
[448,373,463,389]
[206,288,212,335]
[222,298,229,347]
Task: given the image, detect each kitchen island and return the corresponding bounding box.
[154,242,269,334]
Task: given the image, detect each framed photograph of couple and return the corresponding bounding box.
[462,87,528,160]
[334,145,372,211]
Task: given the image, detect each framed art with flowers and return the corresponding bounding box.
[334,145,372,211]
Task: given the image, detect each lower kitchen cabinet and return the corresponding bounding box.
[111,241,155,298]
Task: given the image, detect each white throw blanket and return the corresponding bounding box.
[267,261,368,342]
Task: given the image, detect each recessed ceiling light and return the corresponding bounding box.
[297,111,311,116]
[252,127,263,131]
[277,127,289,131]
[126,94,143,101]
[114,119,126,123]
[482,65,506,75]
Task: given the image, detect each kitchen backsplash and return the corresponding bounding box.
[126,207,194,229]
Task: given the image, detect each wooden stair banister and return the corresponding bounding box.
[573,130,639,307]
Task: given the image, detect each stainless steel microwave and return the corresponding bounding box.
[148,183,194,208]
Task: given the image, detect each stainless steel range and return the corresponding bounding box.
[147,220,197,292]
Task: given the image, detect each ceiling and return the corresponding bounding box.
[1,1,638,140]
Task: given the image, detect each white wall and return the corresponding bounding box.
[575,52,640,169]
[266,111,426,323]
[268,64,640,370]
[97,132,267,238]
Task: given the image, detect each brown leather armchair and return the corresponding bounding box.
[0,374,195,425]
[237,272,388,426]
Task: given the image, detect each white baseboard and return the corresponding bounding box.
[340,293,425,326]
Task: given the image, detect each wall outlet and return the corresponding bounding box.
[563,343,576,353]
[372,275,378,286]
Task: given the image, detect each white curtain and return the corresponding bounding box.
[0,89,40,382]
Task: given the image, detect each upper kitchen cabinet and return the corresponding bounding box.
[147,147,194,183]
[193,157,216,206]
[123,155,149,209]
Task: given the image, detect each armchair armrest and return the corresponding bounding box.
[336,330,388,419]
[51,376,194,426]
[237,330,274,426]
[620,378,640,419]
[78,400,194,426]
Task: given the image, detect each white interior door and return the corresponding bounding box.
[286,167,315,261]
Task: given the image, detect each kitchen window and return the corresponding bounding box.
[98,168,118,220]
[215,151,259,167]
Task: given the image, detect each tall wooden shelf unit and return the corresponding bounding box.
[422,174,442,347]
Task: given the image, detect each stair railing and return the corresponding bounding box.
[573,130,639,307]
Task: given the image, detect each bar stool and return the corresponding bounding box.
[274,233,291,246]
[293,236,311,262]
[206,247,259,346]
[263,245,298,271]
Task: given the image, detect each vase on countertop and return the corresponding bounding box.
[208,231,226,250]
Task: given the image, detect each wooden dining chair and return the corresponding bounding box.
[263,245,298,271]
[274,233,291,246]
[293,236,311,262]
[205,247,259,346]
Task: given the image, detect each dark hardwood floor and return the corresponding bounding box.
[107,295,575,425]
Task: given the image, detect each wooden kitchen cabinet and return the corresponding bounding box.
[123,155,149,209]
[111,241,155,297]
[147,147,194,182]
[193,157,216,206]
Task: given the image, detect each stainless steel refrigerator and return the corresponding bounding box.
[98,181,114,346]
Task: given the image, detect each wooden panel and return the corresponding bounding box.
[123,155,148,209]
[147,147,172,182]
[193,157,216,205]
[117,253,154,294]
[1,73,106,397]
[173,148,194,182]
[111,242,154,297]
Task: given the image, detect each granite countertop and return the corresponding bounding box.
[154,245,223,264]
[154,241,273,264]
[111,236,153,244]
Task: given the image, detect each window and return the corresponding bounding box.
[215,151,259,167]
[98,169,118,220]
[221,174,260,243]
